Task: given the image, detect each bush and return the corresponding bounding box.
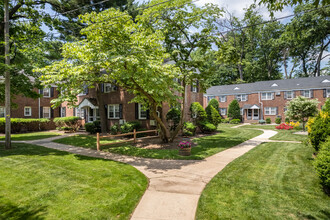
[322,98,330,113]
[54,116,81,131]
[206,105,221,127]
[0,118,51,133]
[266,118,271,124]
[120,121,142,134]
[230,119,240,124]
[259,120,266,124]
[200,121,217,133]
[222,118,230,123]
[309,111,330,151]
[85,122,96,134]
[276,123,293,130]
[285,117,290,123]
[313,138,330,193]
[208,99,219,112]
[190,102,207,122]
[166,108,181,131]
[228,99,241,120]
[110,124,120,135]
[275,117,281,124]
[182,122,197,136]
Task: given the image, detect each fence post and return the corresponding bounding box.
[97,133,100,151]
[134,129,136,143]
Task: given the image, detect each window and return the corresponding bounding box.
[191,82,198,93]
[61,107,66,117]
[261,92,274,100]
[0,107,5,117]
[220,96,226,102]
[264,107,277,115]
[104,83,116,93]
[139,103,147,119]
[240,108,244,115]
[108,104,120,119]
[79,85,89,96]
[75,108,85,119]
[327,89,330,98]
[43,88,50,97]
[285,91,294,99]
[43,107,51,118]
[24,107,32,116]
[301,90,311,98]
[220,108,227,115]
[207,96,215,103]
[236,94,247,102]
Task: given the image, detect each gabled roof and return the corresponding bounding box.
[78,98,98,109]
[206,76,330,96]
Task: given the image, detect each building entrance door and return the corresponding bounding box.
[253,109,259,120]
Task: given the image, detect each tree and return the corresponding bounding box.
[285,96,319,131]
[206,105,221,126]
[38,6,181,142]
[207,99,220,112]
[228,99,241,120]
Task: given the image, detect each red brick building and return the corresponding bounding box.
[204,76,330,123]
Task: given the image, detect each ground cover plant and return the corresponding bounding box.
[0,132,61,141]
[54,125,263,160]
[197,141,330,219]
[0,143,147,219]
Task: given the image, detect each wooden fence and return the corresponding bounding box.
[96,129,158,151]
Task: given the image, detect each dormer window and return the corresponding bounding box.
[322,79,330,83]
[271,83,278,87]
[234,87,240,90]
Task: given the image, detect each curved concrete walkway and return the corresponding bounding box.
[8,129,297,220]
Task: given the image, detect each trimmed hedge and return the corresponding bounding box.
[206,105,221,127]
[275,117,281,124]
[314,138,330,193]
[0,118,50,133]
[200,121,217,133]
[266,118,271,124]
[309,111,330,152]
[54,116,81,131]
[230,119,240,124]
[182,122,197,136]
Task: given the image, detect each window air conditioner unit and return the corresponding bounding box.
[119,119,126,125]
[276,92,281,96]
[150,120,156,126]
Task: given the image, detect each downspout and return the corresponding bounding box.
[38,97,41,130]
[258,92,263,120]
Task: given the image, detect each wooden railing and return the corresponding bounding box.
[96,129,158,151]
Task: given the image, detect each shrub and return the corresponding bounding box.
[289,121,300,129]
[322,98,330,113]
[85,123,96,134]
[208,99,220,112]
[182,122,197,136]
[206,105,221,127]
[313,138,330,193]
[259,120,266,124]
[110,124,120,135]
[166,108,181,131]
[54,116,81,131]
[266,118,271,124]
[120,121,142,133]
[200,121,217,133]
[276,123,293,130]
[222,118,230,123]
[0,118,50,133]
[128,121,142,130]
[228,99,241,120]
[309,111,330,151]
[275,117,281,124]
[285,117,290,123]
[230,119,240,124]
[190,102,207,122]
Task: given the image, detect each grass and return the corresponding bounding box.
[53,125,263,160]
[196,142,330,219]
[0,132,62,141]
[0,143,148,219]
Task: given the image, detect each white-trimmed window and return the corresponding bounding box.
[261,92,274,100]
[75,108,84,119]
[104,83,116,93]
[0,107,5,117]
[79,85,89,96]
[264,107,277,115]
[220,108,227,115]
[43,88,50,97]
[236,94,247,102]
[61,107,66,117]
[301,90,311,98]
[220,95,226,102]
[139,103,147,119]
[191,82,198,93]
[108,104,120,119]
[207,96,215,103]
[285,91,294,99]
[43,107,51,118]
[327,89,330,98]
[24,107,32,116]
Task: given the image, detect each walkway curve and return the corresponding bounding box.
[15,129,287,220]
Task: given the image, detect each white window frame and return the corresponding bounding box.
[0,107,5,117]
[327,89,330,98]
[220,96,226,102]
[264,107,276,115]
[104,83,116,93]
[24,106,32,116]
[139,103,147,120]
[191,81,198,93]
[43,107,51,118]
[285,91,294,99]
[302,90,311,98]
[108,104,120,119]
[236,94,247,102]
[261,92,274,100]
[220,108,227,115]
[207,96,215,104]
[61,107,66,117]
[43,88,50,97]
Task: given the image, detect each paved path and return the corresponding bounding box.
[9,129,292,220]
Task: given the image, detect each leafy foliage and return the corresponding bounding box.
[166,108,181,131]
[206,105,222,126]
[228,99,241,120]
[199,121,217,133]
[309,111,330,151]
[322,98,330,113]
[266,118,271,124]
[53,116,81,131]
[313,137,330,193]
[275,117,282,124]
[182,122,197,136]
[0,118,50,133]
[230,119,241,124]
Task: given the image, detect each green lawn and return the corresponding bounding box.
[53,126,263,160]
[0,143,148,219]
[0,132,62,141]
[196,142,330,219]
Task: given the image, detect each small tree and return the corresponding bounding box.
[206,104,221,126]
[208,99,220,112]
[285,96,319,131]
[228,99,241,120]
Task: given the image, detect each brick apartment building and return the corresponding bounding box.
[204,76,330,123]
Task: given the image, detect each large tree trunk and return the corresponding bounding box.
[95,83,107,134]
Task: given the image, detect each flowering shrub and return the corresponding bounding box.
[306,117,315,133]
[178,141,192,149]
[288,121,300,129]
[276,123,294,130]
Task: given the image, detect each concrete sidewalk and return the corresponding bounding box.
[19,129,281,220]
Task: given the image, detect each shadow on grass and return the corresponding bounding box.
[0,196,46,219]
[0,143,70,157]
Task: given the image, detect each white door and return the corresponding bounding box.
[253,109,259,120]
